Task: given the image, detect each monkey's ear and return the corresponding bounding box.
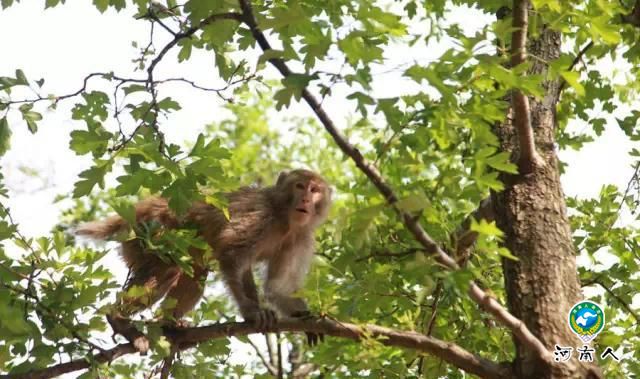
[276,171,290,187]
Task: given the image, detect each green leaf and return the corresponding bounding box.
[93,0,108,12]
[178,40,192,62]
[110,0,126,10]
[122,84,146,95]
[346,92,375,117]
[109,199,137,226]
[69,126,113,157]
[189,134,231,159]
[590,15,620,45]
[0,117,11,156]
[162,177,197,215]
[201,20,238,47]
[560,71,585,97]
[496,247,519,261]
[73,162,112,198]
[261,4,306,31]
[257,49,285,66]
[486,152,518,174]
[338,32,384,66]
[0,220,17,240]
[273,87,294,110]
[157,97,181,112]
[470,218,504,238]
[15,69,28,86]
[19,105,42,134]
[396,192,431,213]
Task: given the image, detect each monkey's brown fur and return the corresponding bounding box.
[77,169,331,352]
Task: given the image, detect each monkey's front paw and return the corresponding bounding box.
[290,311,324,346]
[305,331,324,347]
[245,308,277,331]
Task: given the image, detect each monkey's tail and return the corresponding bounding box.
[75,216,128,240]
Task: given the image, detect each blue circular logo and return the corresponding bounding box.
[568,301,604,343]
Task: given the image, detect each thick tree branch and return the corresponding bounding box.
[237,0,552,366]
[511,0,543,173]
[1,318,510,379]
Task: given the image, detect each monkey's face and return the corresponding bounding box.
[277,170,331,229]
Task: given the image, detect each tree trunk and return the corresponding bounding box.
[492,28,602,378]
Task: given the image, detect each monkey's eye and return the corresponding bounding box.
[310,186,319,193]
[295,182,305,190]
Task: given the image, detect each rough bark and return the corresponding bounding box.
[493,28,602,378]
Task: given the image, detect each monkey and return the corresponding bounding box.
[76,169,331,353]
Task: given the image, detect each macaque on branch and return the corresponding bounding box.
[77,169,331,352]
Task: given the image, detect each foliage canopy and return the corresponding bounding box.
[0,0,639,378]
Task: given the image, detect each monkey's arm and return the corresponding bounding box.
[264,244,314,317]
[219,252,276,327]
[265,244,323,345]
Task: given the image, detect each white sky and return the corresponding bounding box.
[0,0,638,374]
[0,2,634,234]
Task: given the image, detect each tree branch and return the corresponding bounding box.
[146,12,243,77]
[585,278,640,323]
[0,344,137,379]
[236,0,552,366]
[245,336,279,376]
[511,0,543,173]
[0,318,510,379]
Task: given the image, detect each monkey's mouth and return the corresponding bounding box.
[295,208,309,214]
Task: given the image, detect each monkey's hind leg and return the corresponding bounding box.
[163,269,207,327]
[110,256,182,354]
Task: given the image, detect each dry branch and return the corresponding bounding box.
[0,318,510,379]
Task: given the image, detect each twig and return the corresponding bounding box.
[160,347,176,379]
[556,41,594,98]
[246,336,278,376]
[276,332,284,379]
[355,248,424,262]
[607,160,640,231]
[2,73,106,106]
[426,281,444,336]
[145,12,243,78]
[265,333,277,368]
[584,278,639,323]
